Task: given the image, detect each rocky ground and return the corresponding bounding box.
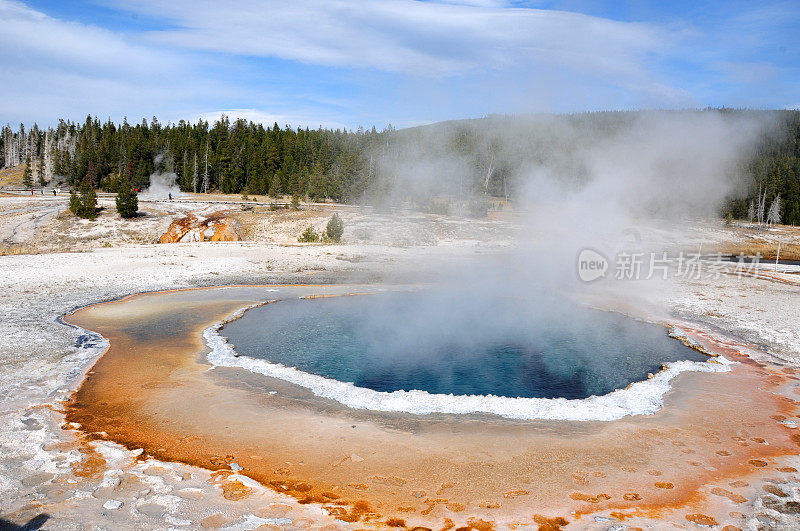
[1,192,799,530]
[0,192,519,252]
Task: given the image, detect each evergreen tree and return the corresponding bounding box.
[86,159,98,188]
[70,174,98,219]
[297,225,319,242]
[22,154,32,187]
[326,213,344,242]
[307,162,327,201]
[193,152,198,193]
[203,140,210,192]
[37,157,46,187]
[291,187,301,210]
[82,178,98,219]
[269,173,281,198]
[69,189,80,214]
[116,161,139,218]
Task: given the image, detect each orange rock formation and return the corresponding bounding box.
[158,212,240,243]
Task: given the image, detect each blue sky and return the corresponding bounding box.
[1,0,798,130]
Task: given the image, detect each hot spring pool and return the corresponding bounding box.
[218,291,709,401]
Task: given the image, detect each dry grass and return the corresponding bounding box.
[4,244,89,256]
[0,243,40,256]
[230,210,262,240]
[715,241,800,261]
[0,165,26,186]
[231,206,327,242]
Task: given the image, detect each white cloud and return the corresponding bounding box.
[194,109,349,130]
[0,0,208,124]
[9,0,792,128]
[0,0,185,78]
[0,0,348,127]
[107,0,679,97]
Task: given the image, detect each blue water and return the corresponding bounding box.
[220,292,707,400]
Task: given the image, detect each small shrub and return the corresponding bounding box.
[298,225,320,242]
[69,191,80,215]
[70,177,98,219]
[115,179,139,219]
[326,213,344,242]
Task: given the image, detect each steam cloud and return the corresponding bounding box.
[138,151,183,200]
[375,110,775,293]
[215,111,776,416]
[346,110,779,384]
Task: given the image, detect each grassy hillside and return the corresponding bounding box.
[0,165,25,187]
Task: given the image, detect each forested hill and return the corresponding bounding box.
[1,116,389,203]
[1,109,799,223]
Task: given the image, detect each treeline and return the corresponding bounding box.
[724,111,800,225]
[1,110,799,223]
[1,116,389,203]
